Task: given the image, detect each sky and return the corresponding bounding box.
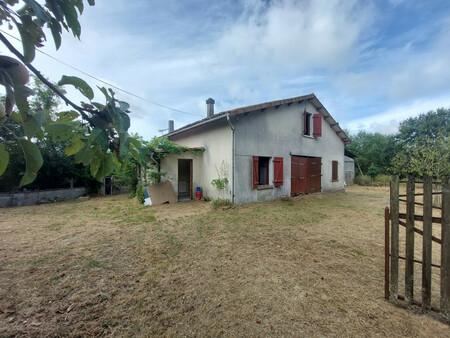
[2,0,450,139]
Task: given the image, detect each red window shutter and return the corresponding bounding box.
[313,114,322,137]
[252,156,259,189]
[273,157,283,187]
[332,160,338,181]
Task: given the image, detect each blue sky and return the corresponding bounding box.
[4,0,450,139]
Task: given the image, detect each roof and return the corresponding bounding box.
[165,93,350,144]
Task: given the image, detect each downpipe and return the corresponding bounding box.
[227,113,235,203]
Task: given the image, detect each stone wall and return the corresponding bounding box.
[0,187,86,208]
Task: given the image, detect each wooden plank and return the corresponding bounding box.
[399,192,442,197]
[398,219,442,245]
[422,175,432,311]
[398,213,442,224]
[398,199,442,210]
[441,176,450,321]
[405,175,415,306]
[390,175,399,303]
[396,254,441,268]
[385,207,390,300]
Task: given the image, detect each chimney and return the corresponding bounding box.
[206,98,215,118]
[168,120,174,133]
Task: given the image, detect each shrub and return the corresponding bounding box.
[128,190,136,199]
[136,183,146,204]
[374,174,391,186]
[354,175,372,186]
[367,164,380,179]
[211,198,232,210]
[203,196,211,202]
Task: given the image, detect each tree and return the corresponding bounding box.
[391,109,450,178]
[0,76,100,192]
[345,131,396,175]
[0,0,142,187]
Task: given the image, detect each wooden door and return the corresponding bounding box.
[291,156,308,196]
[307,157,322,193]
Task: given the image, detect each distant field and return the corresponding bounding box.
[0,186,448,336]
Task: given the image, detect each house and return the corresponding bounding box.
[344,155,355,186]
[159,93,350,205]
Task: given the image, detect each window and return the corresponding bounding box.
[332,160,338,181]
[304,110,322,137]
[252,156,284,189]
[258,157,270,185]
[304,111,312,136]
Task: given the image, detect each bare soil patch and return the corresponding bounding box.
[0,187,448,336]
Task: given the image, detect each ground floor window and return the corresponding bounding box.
[332,160,338,181]
[258,157,270,185]
[252,156,283,189]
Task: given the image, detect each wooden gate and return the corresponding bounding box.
[291,156,321,196]
[385,175,449,322]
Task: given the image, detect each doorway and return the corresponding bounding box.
[178,159,192,201]
[291,156,321,196]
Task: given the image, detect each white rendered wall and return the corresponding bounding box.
[233,101,345,204]
[161,119,233,200]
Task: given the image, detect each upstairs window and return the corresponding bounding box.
[303,110,322,137]
[304,111,312,136]
[332,160,338,181]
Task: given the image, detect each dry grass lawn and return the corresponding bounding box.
[0,186,448,336]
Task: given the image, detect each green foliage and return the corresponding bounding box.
[346,131,396,175]
[211,178,228,190]
[367,163,380,179]
[211,198,233,210]
[374,174,391,186]
[0,1,143,187]
[143,137,204,185]
[347,108,449,180]
[211,160,229,196]
[391,109,449,179]
[395,108,449,145]
[136,183,146,204]
[391,136,449,178]
[354,175,372,186]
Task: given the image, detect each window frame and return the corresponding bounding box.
[304,110,312,136]
[332,160,338,181]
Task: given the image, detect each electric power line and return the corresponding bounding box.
[0,29,203,117]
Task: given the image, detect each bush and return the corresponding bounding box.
[136,183,146,204]
[128,190,136,199]
[374,174,391,186]
[211,198,232,210]
[354,175,372,186]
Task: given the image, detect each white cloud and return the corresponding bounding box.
[346,95,450,134]
[216,0,374,71]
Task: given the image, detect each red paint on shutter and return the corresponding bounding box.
[332,160,338,181]
[313,114,322,137]
[273,157,283,187]
[252,156,259,189]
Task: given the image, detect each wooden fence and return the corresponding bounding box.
[385,175,449,322]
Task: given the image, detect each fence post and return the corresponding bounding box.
[441,176,450,320]
[390,175,399,303]
[385,207,390,300]
[405,175,415,306]
[422,175,432,311]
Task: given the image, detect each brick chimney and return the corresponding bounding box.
[206,98,215,118]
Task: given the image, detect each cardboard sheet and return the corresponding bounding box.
[145,181,177,205]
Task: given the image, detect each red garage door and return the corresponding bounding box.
[291,156,321,196]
